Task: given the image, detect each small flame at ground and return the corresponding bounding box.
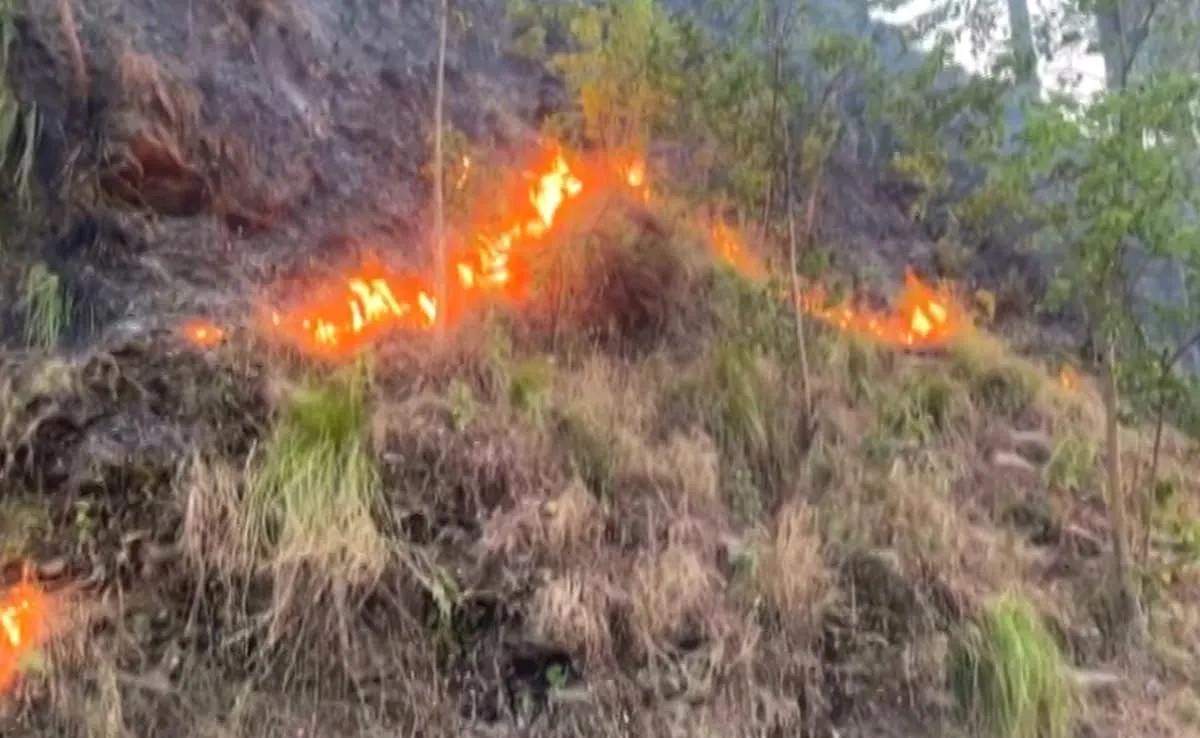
[0,580,52,693]
[713,223,965,348]
[801,269,961,348]
[181,319,224,347]
[712,221,766,281]
[1059,365,1079,391]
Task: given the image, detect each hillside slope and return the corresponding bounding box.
[0,203,1198,737]
[0,2,1198,737]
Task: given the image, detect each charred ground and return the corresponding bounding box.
[0,1,1199,738]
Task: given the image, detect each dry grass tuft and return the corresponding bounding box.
[177,452,250,574]
[480,477,604,564]
[523,205,718,356]
[754,501,831,635]
[621,429,723,520]
[630,543,723,653]
[373,390,557,530]
[550,354,654,493]
[112,47,200,134]
[528,572,615,665]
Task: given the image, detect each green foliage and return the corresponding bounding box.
[948,333,1043,415]
[948,595,1078,738]
[558,406,620,499]
[863,29,1008,217]
[992,73,1200,424]
[709,265,793,355]
[507,356,553,418]
[507,0,867,216]
[876,370,964,442]
[510,0,685,151]
[671,15,779,206]
[1044,431,1098,495]
[1003,75,1200,322]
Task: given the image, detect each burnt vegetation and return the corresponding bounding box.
[1,0,1200,737]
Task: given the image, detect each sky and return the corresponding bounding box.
[870,0,1109,102]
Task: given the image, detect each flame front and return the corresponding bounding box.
[0,581,52,693]
[797,267,962,348]
[181,143,966,357]
[721,226,964,348]
[252,147,589,358]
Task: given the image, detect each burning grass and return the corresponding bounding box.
[0,163,1196,738]
[175,141,968,366]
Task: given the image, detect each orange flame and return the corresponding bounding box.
[712,221,766,281]
[180,144,966,356]
[806,268,962,348]
[180,319,224,348]
[251,146,592,358]
[0,580,53,693]
[1058,365,1079,391]
[713,222,965,348]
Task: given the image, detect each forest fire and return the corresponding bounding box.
[253,146,590,358]
[0,580,52,693]
[710,221,964,348]
[180,142,966,356]
[797,268,964,348]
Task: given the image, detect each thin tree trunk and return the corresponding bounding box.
[783,121,813,421]
[1102,339,1148,647]
[433,0,449,340]
[1005,0,1038,93]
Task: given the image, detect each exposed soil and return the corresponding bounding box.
[3,0,565,345]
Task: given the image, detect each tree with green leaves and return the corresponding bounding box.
[868,0,1200,646]
[988,5,1200,644]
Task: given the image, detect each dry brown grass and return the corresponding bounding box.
[754,501,831,634]
[629,544,722,649]
[528,573,615,665]
[519,204,721,357]
[3,216,1200,738]
[479,477,604,563]
[111,47,200,134]
[178,452,251,574]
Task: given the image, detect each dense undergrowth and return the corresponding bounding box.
[0,204,1197,737]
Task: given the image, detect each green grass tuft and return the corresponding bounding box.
[244,367,387,579]
[948,594,1079,738]
[19,262,69,349]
